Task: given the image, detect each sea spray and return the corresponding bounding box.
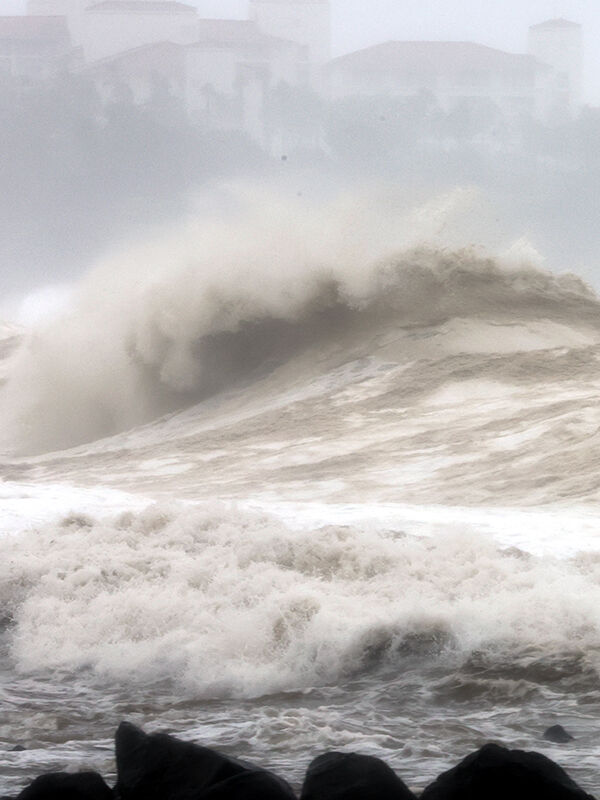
[0,186,594,454]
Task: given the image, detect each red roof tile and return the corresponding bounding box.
[328,41,541,74]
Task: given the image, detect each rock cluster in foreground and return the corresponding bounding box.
[3,721,596,799]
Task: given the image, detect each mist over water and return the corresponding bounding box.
[3,1,600,796]
[2,181,600,793]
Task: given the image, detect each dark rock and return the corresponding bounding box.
[544,725,575,744]
[16,772,113,800]
[10,745,26,752]
[114,721,295,800]
[420,743,595,800]
[192,772,297,799]
[300,752,416,800]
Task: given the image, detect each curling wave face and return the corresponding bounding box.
[0,186,596,455]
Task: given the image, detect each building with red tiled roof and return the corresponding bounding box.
[325,40,555,119]
[329,40,539,74]
[83,18,309,145]
[0,14,72,80]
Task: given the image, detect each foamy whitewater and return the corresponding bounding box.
[1,187,600,794]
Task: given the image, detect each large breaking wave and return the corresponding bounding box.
[0,186,596,454]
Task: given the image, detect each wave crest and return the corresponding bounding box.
[1,186,595,454]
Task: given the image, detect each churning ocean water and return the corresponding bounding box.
[1,189,600,795]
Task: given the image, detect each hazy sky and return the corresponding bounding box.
[5,0,600,102]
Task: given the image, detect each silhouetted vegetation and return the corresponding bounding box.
[0,73,267,290]
[2,72,600,291]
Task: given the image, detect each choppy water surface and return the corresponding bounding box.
[1,193,600,795]
[2,641,600,795]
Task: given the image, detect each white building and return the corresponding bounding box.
[186,20,308,142]
[27,0,93,45]
[250,0,330,68]
[26,0,320,146]
[325,40,551,119]
[28,1,199,61]
[19,2,583,153]
[85,18,308,145]
[528,18,582,119]
[27,0,332,75]
[0,14,72,81]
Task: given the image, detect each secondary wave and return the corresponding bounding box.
[1,502,600,698]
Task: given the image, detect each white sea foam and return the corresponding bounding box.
[1,502,600,698]
[2,188,600,795]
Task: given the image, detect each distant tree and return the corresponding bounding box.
[266,82,324,152]
[0,70,267,291]
[324,91,440,170]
